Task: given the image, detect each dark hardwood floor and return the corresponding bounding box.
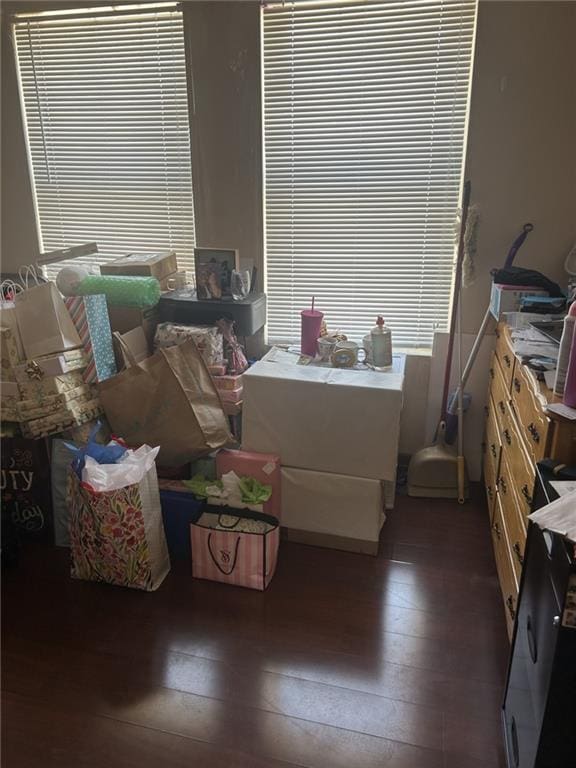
[1,486,508,768]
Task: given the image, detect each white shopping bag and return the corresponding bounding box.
[15,267,81,358]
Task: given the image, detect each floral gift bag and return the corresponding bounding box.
[67,462,170,591]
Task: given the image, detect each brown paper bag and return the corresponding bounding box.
[15,281,81,359]
[98,338,232,466]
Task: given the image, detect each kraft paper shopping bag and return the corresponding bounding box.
[98,339,232,466]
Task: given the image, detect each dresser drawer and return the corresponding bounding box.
[501,405,535,520]
[499,453,527,583]
[485,396,502,479]
[511,363,550,463]
[482,451,497,522]
[492,494,519,639]
[490,353,510,432]
[495,325,515,390]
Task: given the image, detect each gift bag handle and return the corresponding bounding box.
[1,279,23,302]
[18,264,42,289]
[207,533,241,576]
[113,331,139,369]
[217,513,242,529]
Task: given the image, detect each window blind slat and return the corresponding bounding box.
[263,0,476,348]
[14,8,195,278]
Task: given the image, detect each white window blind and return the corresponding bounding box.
[263,0,477,348]
[13,4,195,278]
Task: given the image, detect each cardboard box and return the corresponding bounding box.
[17,388,93,421]
[14,351,86,385]
[1,326,23,381]
[216,449,281,520]
[1,381,20,424]
[242,359,404,481]
[17,384,92,414]
[108,305,159,350]
[101,251,177,282]
[17,371,86,401]
[1,381,20,408]
[64,295,117,383]
[281,467,384,554]
[20,398,102,439]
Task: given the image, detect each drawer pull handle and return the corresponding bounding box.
[521,484,533,506]
[513,542,524,565]
[489,367,495,380]
[490,443,497,458]
[510,716,520,767]
[498,401,506,415]
[506,595,516,621]
[487,486,493,500]
[553,615,561,627]
[503,354,511,368]
[528,422,540,443]
[492,521,501,539]
[503,429,511,445]
[499,476,508,494]
[526,615,537,664]
[513,377,521,393]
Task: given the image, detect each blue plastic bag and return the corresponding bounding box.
[66,421,127,479]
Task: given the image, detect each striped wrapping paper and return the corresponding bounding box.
[64,295,116,384]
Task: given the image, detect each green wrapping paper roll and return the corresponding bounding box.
[75,275,161,307]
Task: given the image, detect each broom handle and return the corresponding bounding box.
[457,284,466,504]
[448,222,533,405]
[441,180,472,421]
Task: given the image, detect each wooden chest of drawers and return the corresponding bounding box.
[483,323,576,638]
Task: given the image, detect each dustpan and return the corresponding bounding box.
[407,422,469,499]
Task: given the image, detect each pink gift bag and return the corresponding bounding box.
[216,449,281,520]
[191,509,279,590]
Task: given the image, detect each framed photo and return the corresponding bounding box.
[194,247,239,300]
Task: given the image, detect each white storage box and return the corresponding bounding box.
[242,358,404,481]
[281,467,385,554]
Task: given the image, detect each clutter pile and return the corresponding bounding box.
[1,252,406,592]
[1,248,279,590]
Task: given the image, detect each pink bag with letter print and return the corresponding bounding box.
[191,507,279,590]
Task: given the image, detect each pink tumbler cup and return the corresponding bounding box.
[301,309,324,356]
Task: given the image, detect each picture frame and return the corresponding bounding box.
[194,247,239,300]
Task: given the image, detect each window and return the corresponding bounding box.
[13,4,195,278]
[263,0,477,348]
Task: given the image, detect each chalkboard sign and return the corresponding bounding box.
[1,437,53,544]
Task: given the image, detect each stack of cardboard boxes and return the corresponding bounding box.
[241,355,405,554]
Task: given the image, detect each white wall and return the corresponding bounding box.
[461,0,576,336]
[401,0,576,469]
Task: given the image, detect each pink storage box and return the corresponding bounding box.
[219,386,243,404]
[214,374,243,392]
[216,449,281,520]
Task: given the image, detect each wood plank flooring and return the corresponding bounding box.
[1,486,508,768]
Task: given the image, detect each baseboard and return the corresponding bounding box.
[281,527,379,556]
